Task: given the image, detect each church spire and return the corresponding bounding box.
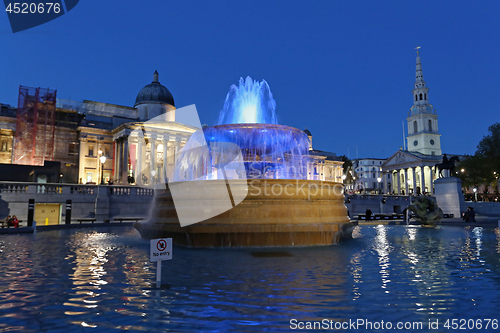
[407,47,441,156]
[415,46,426,89]
[412,46,429,107]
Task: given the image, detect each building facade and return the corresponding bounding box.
[0,72,198,184]
[352,158,386,193]
[381,50,444,195]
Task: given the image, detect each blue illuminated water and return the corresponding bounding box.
[2,225,499,332]
[218,76,277,125]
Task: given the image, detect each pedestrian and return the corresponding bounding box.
[8,215,18,228]
[366,208,372,221]
[468,207,476,222]
[4,215,11,227]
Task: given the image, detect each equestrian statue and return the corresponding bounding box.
[434,154,460,178]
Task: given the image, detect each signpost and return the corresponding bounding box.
[150,238,172,288]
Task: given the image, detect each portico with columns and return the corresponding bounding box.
[381,150,441,195]
[111,121,197,185]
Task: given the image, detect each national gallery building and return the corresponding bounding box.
[0,71,198,184]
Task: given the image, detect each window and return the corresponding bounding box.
[373,173,375,178]
[419,93,423,100]
[428,119,432,132]
[86,172,93,183]
[413,121,418,133]
[1,141,7,152]
[104,146,110,157]
[88,145,94,156]
[68,142,77,155]
[372,161,374,164]
[424,93,427,100]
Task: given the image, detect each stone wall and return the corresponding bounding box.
[0,182,155,222]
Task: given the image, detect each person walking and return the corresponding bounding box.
[366,208,372,221]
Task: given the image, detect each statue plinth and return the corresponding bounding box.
[433,177,466,217]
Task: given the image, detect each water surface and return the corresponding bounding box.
[1,225,499,332]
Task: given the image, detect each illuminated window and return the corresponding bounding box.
[89,145,94,156]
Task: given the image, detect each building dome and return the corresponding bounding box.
[135,71,175,107]
[303,128,312,136]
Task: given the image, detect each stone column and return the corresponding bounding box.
[383,172,387,194]
[150,134,157,184]
[161,135,168,182]
[113,139,119,182]
[79,137,86,184]
[136,138,143,186]
[421,166,426,194]
[116,138,122,183]
[429,166,434,194]
[412,167,417,195]
[404,168,409,195]
[397,169,401,195]
[121,136,129,184]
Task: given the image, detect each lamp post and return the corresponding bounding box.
[473,187,477,202]
[100,155,107,185]
[377,177,382,194]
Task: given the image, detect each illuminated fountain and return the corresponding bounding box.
[135,77,353,247]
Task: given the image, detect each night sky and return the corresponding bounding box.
[1,1,499,159]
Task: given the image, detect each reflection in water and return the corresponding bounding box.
[373,225,392,293]
[0,226,500,332]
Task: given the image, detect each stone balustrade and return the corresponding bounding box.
[0,182,155,223]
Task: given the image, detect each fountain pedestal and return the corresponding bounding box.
[135,179,354,247]
[434,177,466,217]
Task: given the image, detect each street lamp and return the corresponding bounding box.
[473,187,477,202]
[100,155,107,185]
[377,177,382,194]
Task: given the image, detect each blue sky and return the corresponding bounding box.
[1,1,499,159]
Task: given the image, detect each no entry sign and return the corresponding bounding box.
[150,238,172,262]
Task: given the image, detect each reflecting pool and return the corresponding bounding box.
[1,225,500,332]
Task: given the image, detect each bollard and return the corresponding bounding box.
[65,200,72,224]
[27,199,35,227]
[33,221,36,234]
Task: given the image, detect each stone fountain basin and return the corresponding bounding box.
[134,179,354,247]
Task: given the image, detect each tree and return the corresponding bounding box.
[457,123,500,191]
[477,122,500,175]
[340,155,356,184]
[456,153,491,189]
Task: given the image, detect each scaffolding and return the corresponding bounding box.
[13,86,57,166]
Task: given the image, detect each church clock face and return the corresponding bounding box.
[430,139,435,145]
[413,140,418,146]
